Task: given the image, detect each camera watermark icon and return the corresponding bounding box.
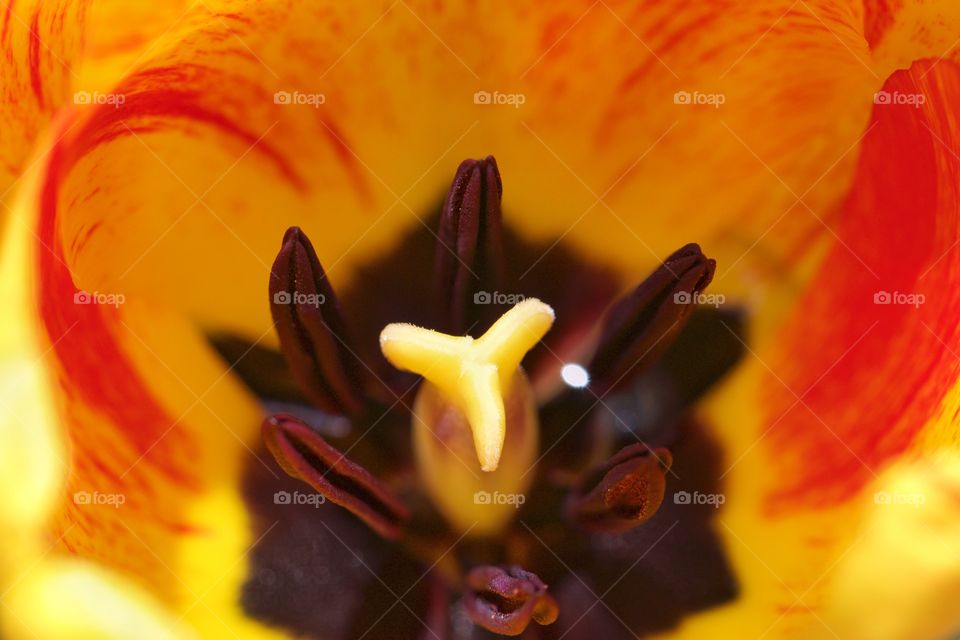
[673,90,725,108]
[73,490,126,508]
[473,291,526,305]
[673,291,726,308]
[873,290,924,308]
[473,90,526,108]
[272,290,326,307]
[873,91,925,108]
[473,490,526,509]
[673,490,725,508]
[273,490,326,508]
[274,90,326,108]
[73,91,126,108]
[74,290,126,307]
[873,490,925,508]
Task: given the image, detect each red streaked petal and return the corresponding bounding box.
[0,0,196,201]
[763,59,960,509]
[37,0,888,344]
[0,0,82,196]
[24,135,271,634]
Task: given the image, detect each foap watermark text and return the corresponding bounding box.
[674,291,725,307]
[874,290,924,308]
[73,91,125,108]
[673,90,725,108]
[674,490,725,508]
[273,290,326,307]
[874,490,925,508]
[274,490,327,508]
[474,291,526,305]
[274,90,326,108]
[473,90,526,108]
[74,290,125,307]
[73,491,126,508]
[873,91,925,108]
[474,490,525,509]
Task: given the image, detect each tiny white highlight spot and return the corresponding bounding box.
[560,363,589,389]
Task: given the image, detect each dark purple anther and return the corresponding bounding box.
[263,414,410,540]
[566,443,672,533]
[434,156,505,334]
[588,244,715,394]
[269,226,368,416]
[464,565,558,636]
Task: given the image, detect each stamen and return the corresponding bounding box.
[588,244,715,395]
[566,444,672,533]
[464,565,559,636]
[269,227,369,416]
[262,414,410,540]
[434,156,505,334]
[379,299,554,472]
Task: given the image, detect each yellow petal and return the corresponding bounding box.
[2,138,283,637]
[4,559,197,640]
[817,453,960,640]
[0,204,65,545]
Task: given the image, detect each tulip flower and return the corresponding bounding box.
[3,2,960,639]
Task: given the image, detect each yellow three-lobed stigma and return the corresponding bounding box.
[379,299,555,472]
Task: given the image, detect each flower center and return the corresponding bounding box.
[242,154,741,639]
